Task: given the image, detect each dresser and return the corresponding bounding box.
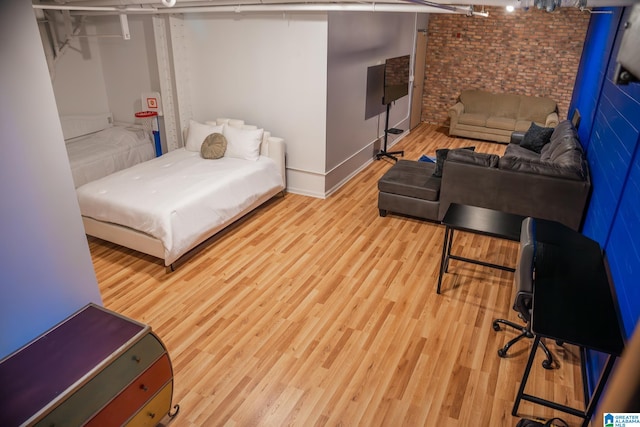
[0,303,178,426]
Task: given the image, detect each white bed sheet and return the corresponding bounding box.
[77,148,283,265]
[66,126,155,187]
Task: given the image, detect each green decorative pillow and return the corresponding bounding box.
[201,132,227,159]
[521,122,554,153]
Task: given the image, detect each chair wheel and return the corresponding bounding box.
[542,360,553,370]
[498,348,507,358]
[493,322,501,331]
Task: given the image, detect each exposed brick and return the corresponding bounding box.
[421,6,589,126]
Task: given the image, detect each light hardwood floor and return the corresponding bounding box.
[90,124,585,426]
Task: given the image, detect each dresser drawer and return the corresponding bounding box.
[85,353,172,426]
[35,333,165,427]
[125,382,173,427]
[1,304,147,426]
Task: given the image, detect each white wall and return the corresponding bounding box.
[51,20,110,116]
[325,12,416,194]
[95,15,160,124]
[51,14,159,125]
[1,0,102,359]
[47,9,421,199]
[182,12,329,197]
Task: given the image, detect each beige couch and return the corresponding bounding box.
[448,90,559,143]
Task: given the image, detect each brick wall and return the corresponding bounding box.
[421,6,590,125]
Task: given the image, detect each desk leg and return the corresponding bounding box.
[444,228,454,273]
[513,337,613,424]
[437,226,452,294]
[582,354,617,427]
[512,335,540,416]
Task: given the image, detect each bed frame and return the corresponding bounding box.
[82,119,286,271]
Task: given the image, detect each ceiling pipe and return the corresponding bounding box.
[33,4,131,11]
[152,3,463,14]
[38,0,639,6]
[33,2,467,14]
[403,0,489,15]
[35,0,634,14]
[34,0,425,6]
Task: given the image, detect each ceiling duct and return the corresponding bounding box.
[533,0,562,11]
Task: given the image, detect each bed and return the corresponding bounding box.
[76,118,286,269]
[61,113,156,187]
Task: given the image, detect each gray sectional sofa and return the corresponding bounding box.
[378,120,590,231]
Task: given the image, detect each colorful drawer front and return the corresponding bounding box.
[86,354,172,426]
[35,333,165,426]
[1,304,146,426]
[125,382,174,427]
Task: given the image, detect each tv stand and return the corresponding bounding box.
[376,103,404,161]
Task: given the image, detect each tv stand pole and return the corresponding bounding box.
[376,102,404,161]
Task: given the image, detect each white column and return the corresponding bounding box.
[153,15,180,151]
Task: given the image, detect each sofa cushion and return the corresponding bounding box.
[547,120,579,147]
[543,137,578,162]
[446,149,500,168]
[518,96,557,123]
[515,120,533,132]
[486,116,517,131]
[504,143,542,161]
[458,113,487,127]
[459,90,490,114]
[378,160,441,201]
[491,93,521,119]
[541,121,582,162]
[520,122,554,153]
[499,156,585,180]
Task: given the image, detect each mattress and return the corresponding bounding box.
[76,148,283,265]
[66,126,155,187]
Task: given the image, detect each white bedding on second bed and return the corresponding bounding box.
[66,126,155,187]
[77,148,283,265]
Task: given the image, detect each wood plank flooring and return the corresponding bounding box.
[90,124,585,426]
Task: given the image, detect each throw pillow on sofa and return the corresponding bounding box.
[432,146,475,177]
[521,122,554,153]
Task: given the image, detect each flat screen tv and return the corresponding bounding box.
[383,54,410,105]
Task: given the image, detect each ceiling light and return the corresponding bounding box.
[162,0,176,6]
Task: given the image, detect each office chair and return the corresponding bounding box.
[492,217,554,370]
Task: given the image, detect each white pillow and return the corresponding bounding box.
[216,118,245,128]
[185,120,224,152]
[223,125,264,161]
[60,114,112,141]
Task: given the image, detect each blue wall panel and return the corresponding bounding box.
[582,99,630,245]
[607,152,640,336]
[575,5,640,401]
[568,8,622,151]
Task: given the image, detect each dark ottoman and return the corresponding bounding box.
[377,160,441,222]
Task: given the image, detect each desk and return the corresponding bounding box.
[512,222,625,426]
[437,204,525,294]
[437,204,625,425]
